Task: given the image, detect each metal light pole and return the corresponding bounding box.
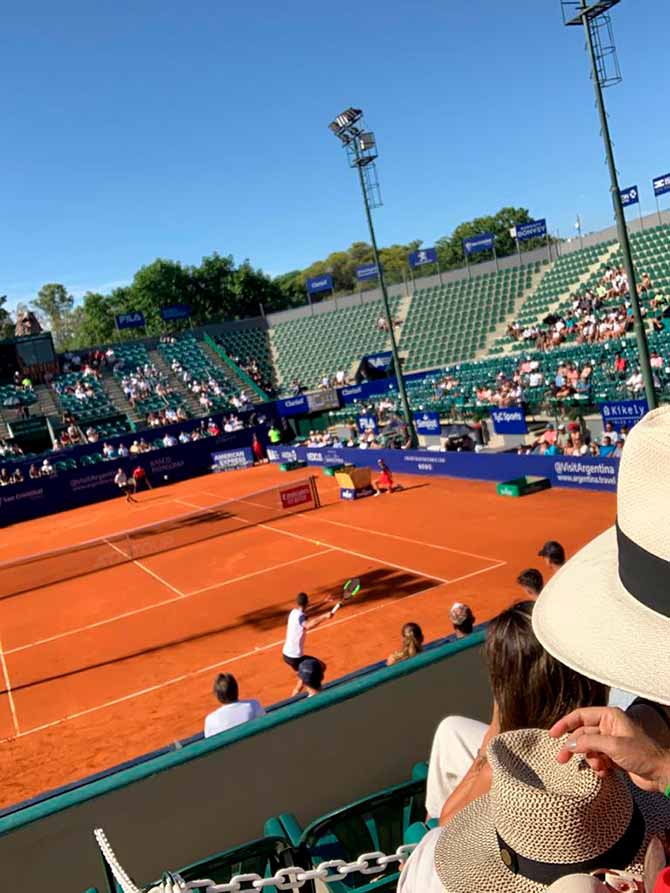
[564,0,656,409]
[575,214,584,250]
[329,109,417,446]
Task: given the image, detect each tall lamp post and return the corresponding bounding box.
[563,0,656,410]
[329,108,418,446]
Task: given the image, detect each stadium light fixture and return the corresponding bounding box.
[563,0,656,409]
[329,108,417,447]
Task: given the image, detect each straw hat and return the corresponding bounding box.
[532,405,670,704]
[433,728,670,892]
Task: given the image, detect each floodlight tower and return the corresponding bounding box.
[563,0,656,409]
[329,108,417,446]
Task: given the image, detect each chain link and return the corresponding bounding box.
[95,828,417,893]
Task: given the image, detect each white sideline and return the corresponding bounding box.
[0,636,19,736]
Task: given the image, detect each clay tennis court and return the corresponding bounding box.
[0,465,616,808]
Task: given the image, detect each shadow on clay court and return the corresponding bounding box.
[1,567,440,695]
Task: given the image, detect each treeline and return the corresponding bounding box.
[15,206,543,350]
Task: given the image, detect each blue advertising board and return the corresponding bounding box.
[0,428,268,527]
[306,274,333,295]
[357,414,379,434]
[303,446,346,467]
[275,394,310,417]
[266,444,618,493]
[516,219,547,242]
[115,311,146,330]
[160,304,191,321]
[653,174,670,198]
[413,411,441,435]
[620,185,639,207]
[408,247,438,268]
[463,233,495,255]
[211,447,254,470]
[356,263,381,281]
[600,399,648,431]
[490,408,528,435]
[363,351,393,370]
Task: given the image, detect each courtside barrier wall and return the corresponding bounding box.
[0,633,489,893]
[0,426,267,526]
[268,444,620,492]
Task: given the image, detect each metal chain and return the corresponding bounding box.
[95,829,417,893]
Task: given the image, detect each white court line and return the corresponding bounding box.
[6,549,333,654]
[0,636,19,736]
[257,522,450,583]
[309,516,504,565]
[103,538,183,597]
[6,555,509,740]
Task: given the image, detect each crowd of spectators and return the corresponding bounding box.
[230,353,275,397]
[506,266,669,354]
[516,418,626,458]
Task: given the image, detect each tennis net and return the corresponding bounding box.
[0,476,321,599]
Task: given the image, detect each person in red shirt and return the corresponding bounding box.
[373,459,398,496]
[132,464,152,493]
[251,433,266,464]
[614,352,627,378]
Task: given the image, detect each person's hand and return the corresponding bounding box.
[550,706,670,793]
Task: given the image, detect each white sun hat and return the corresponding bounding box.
[533,405,670,704]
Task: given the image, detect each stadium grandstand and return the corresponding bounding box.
[3,1,670,888]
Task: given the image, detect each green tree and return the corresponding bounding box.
[32,283,76,348]
[0,295,14,340]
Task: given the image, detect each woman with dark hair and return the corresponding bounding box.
[425,601,609,822]
[386,622,424,666]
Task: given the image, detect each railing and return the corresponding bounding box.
[203,333,269,402]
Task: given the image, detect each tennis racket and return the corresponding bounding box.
[329,578,363,617]
[342,577,362,601]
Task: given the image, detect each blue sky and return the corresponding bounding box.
[2,0,667,309]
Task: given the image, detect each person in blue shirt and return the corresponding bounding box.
[599,436,616,458]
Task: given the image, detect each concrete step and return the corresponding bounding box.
[475,263,551,359]
[148,349,203,416]
[199,341,264,403]
[101,374,142,424]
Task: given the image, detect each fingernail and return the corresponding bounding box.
[566,739,578,751]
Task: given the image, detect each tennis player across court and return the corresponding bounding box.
[281,580,362,697]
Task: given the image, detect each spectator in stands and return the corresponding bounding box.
[40,458,54,476]
[29,463,40,479]
[268,423,281,446]
[0,468,10,486]
[400,726,670,893]
[613,435,625,458]
[599,435,616,457]
[296,657,325,697]
[516,568,543,598]
[626,367,644,394]
[163,433,177,448]
[118,442,129,458]
[425,601,608,823]
[203,673,265,738]
[449,603,475,638]
[11,467,23,484]
[386,622,424,666]
[538,540,565,572]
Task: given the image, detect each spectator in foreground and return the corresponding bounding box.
[399,727,670,893]
[534,405,670,742]
[296,657,324,697]
[386,622,424,666]
[449,602,475,638]
[516,568,543,598]
[537,540,565,572]
[425,601,607,822]
[204,673,265,738]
